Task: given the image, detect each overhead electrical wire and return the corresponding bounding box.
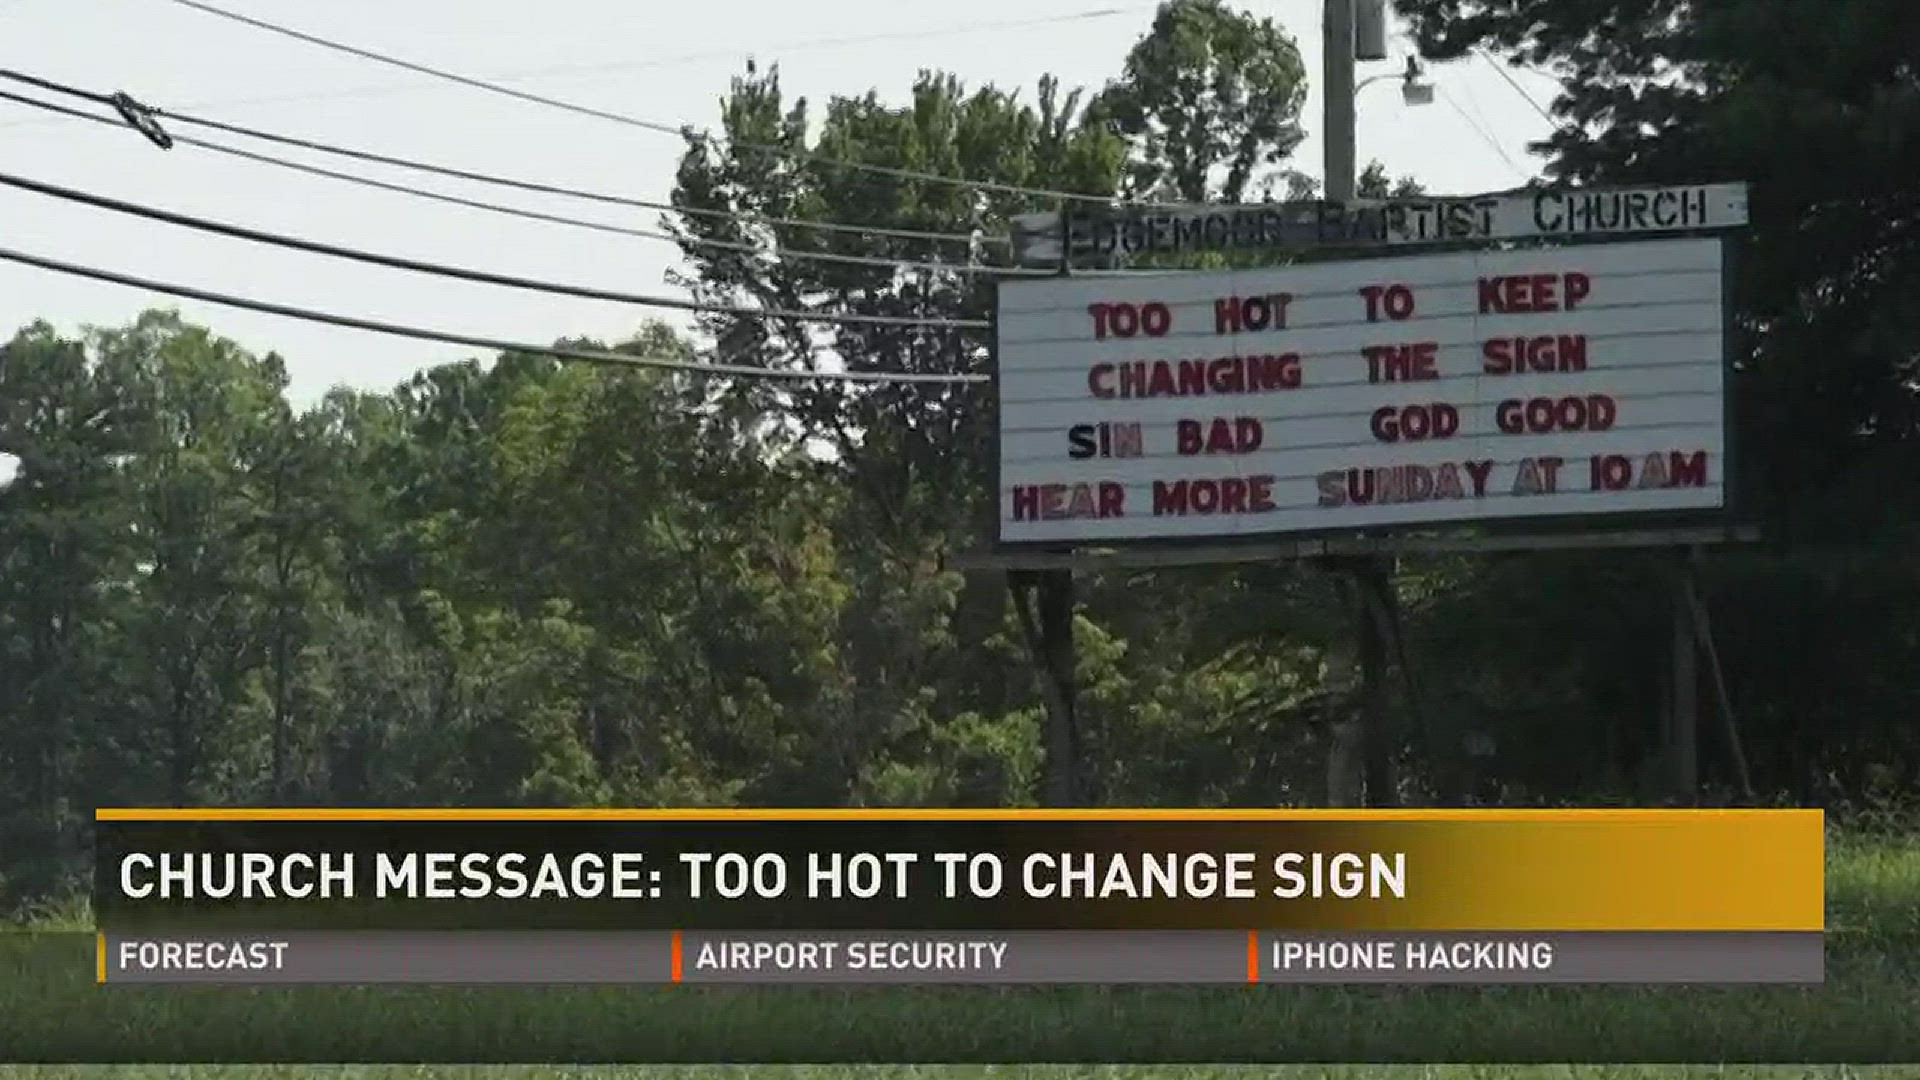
[86,5,1154,117]
[167,106,1020,251]
[0,75,1067,284]
[165,0,1145,208]
[457,6,1149,85]
[1436,86,1529,181]
[0,69,1001,250]
[0,168,993,330]
[0,87,1055,281]
[1473,47,1564,131]
[0,244,988,385]
[0,87,1156,286]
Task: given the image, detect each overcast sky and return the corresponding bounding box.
[0,0,1559,406]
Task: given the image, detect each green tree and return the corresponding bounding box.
[0,322,146,897]
[1089,0,1311,203]
[671,65,1127,804]
[103,312,289,805]
[1389,0,1920,799]
[1397,0,1920,490]
[1358,161,1426,199]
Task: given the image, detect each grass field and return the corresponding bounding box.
[1,833,1914,1072]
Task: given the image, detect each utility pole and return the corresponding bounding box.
[1321,0,1398,806]
[1018,207,1083,808]
[1324,0,1358,204]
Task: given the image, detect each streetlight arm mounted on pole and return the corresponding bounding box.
[1356,57,1435,105]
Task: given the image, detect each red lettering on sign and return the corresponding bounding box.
[1670,450,1709,487]
[1096,356,1302,398]
[1591,454,1632,490]
[1494,395,1618,434]
[1587,451,1707,491]
[1362,343,1439,383]
[1464,460,1494,496]
[1214,293,1293,334]
[1248,475,1276,511]
[1219,478,1248,513]
[1152,477,1280,516]
[1177,417,1265,455]
[1359,283,1417,322]
[1369,403,1460,443]
[1087,301,1172,340]
[1010,482,1129,520]
[1142,302,1171,336]
[1088,363,1116,398]
[1012,485,1040,521]
[1478,273,1595,314]
[1565,272,1592,309]
[1482,335,1589,374]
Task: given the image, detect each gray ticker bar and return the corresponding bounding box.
[102,931,673,984]
[677,930,1246,984]
[98,930,1823,985]
[1259,932,1824,984]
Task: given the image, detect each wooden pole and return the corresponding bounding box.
[1685,547,1755,801]
[1039,569,1080,806]
[1668,553,1700,801]
[1356,559,1397,807]
[1322,563,1363,807]
[1361,565,1462,805]
[1021,199,1081,806]
[1012,569,1081,807]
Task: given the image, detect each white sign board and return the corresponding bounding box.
[994,237,1727,544]
[1010,182,1749,266]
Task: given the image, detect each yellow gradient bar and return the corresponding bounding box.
[1357,814,1824,931]
[96,934,105,984]
[92,807,1824,931]
[99,807,1806,822]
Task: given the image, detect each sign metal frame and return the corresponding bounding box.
[986,230,1747,558]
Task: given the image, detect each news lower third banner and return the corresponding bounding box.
[92,809,1825,986]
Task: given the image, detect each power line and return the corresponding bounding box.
[1437,85,1529,181]
[1474,47,1563,130]
[114,6,1153,117]
[0,243,988,385]
[1451,77,1503,149]
[0,168,993,330]
[0,70,1012,252]
[422,6,1150,87]
[166,0,1135,208]
[168,105,1017,249]
[0,89,1054,282]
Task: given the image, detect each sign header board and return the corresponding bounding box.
[1009,182,1749,267]
[994,237,1728,546]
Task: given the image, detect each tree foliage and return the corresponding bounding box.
[1398,0,1920,497]
[1087,0,1310,203]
